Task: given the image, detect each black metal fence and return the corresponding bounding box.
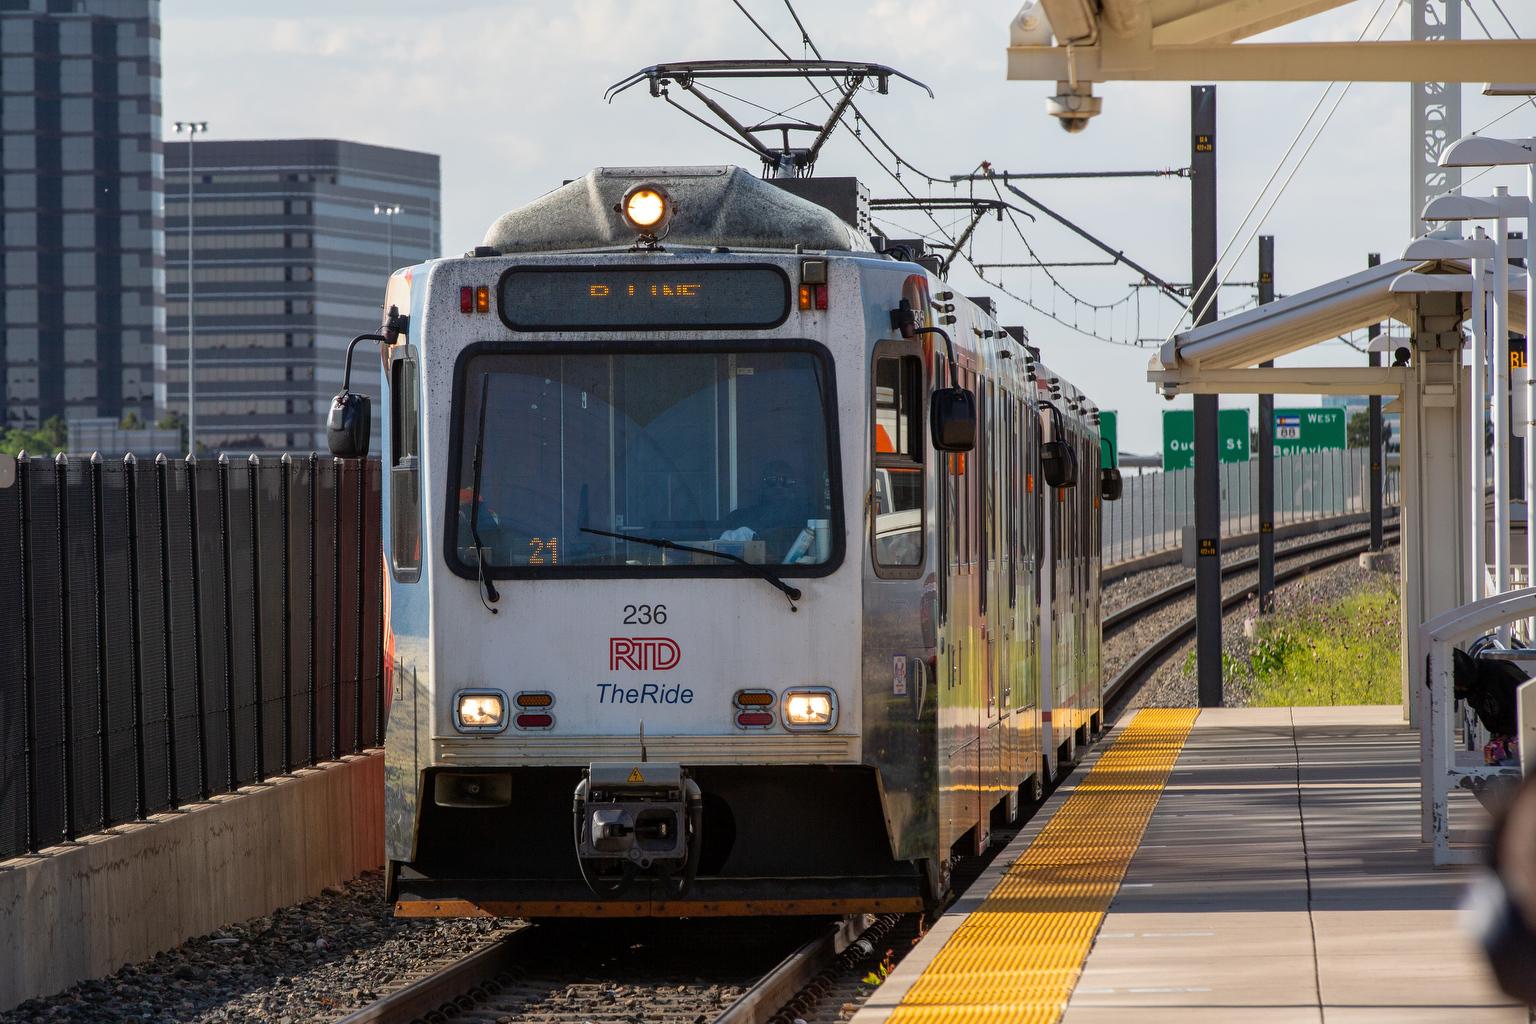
[0,455,383,862]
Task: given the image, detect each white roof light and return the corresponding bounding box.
[1402,236,1495,261]
[1439,136,1536,168]
[1421,193,1528,222]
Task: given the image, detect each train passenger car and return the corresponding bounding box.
[332,166,1113,917]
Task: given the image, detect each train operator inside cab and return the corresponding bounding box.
[721,459,816,562]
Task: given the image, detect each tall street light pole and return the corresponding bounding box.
[173,120,208,453]
[1440,135,1536,597]
[374,204,402,276]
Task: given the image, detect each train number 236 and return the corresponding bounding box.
[622,604,668,625]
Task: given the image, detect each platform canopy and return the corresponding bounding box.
[1009,1,1536,82]
[1148,258,1528,396]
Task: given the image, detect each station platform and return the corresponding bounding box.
[854,706,1523,1024]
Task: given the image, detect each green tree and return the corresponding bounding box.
[0,416,69,457]
[119,410,144,431]
[1348,410,1370,448]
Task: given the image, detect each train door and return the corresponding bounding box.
[1075,425,1089,740]
[866,342,933,864]
[938,361,984,854]
[1001,389,1026,798]
[1073,425,1088,742]
[1016,397,1040,793]
[1087,426,1104,732]
[977,378,1001,842]
[998,391,1018,809]
[1037,403,1058,777]
[981,380,1010,824]
[1052,408,1077,766]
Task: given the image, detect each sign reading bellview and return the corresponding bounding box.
[499,265,790,330]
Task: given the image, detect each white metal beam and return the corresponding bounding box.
[1147,366,1410,395]
[1150,0,1356,46]
[1006,39,1536,82]
[1411,1,1461,241]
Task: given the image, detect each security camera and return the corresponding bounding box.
[1048,80,1102,133]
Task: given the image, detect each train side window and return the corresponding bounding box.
[1007,395,1017,609]
[942,359,960,577]
[977,380,988,613]
[871,349,924,576]
[389,350,422,582]
[964,369,974,569]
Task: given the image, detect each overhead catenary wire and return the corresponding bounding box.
[780,0,953,185]
[1170,0,1404,339]
[730,0,1175,348]
[1465,0,1536,132]
[989,196,1141,314]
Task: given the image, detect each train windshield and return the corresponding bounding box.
[450,346,838,574]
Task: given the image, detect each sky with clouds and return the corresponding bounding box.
[161,0,1536,452]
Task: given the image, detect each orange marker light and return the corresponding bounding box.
[475,285,490,314]
[798,285,812,311]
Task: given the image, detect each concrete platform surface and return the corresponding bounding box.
[855,706,1523,1024]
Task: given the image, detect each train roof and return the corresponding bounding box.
[482,166,866,255]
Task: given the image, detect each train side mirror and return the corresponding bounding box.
[930,387,976,452]
[327,390,371,458]
[1101,466,1123,501]
[1041,439,1077,488]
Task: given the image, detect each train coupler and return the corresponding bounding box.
[573,763,702,896]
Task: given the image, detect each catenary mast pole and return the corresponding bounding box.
[1257,236,1275,613]
[1191,85,1222,708]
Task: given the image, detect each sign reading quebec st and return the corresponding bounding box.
[1162,408,1250,471]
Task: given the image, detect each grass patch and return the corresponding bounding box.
[1247,579,1400,706]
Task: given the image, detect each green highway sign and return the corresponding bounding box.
[1272,407,1345,454]
[1162,408,1250,471]
[1099,411,1118,468]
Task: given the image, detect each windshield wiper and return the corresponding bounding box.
[468,374,501,614]
[579,526,802,612]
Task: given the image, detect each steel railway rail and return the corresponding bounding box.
[1104,530,1400,710]
[1103,522,1400,638]
[332,521,1399,1024]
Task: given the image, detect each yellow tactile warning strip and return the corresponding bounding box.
[889,707,1199,1024]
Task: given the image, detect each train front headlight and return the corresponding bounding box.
[454,690,507,732]
[620,183,672,236]
[783,688,837,731]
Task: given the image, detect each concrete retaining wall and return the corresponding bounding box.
[0,751,384,1012]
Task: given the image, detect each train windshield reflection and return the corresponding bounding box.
[451,348,838,572]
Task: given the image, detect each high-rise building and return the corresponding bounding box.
[0,0,162,430]
[162,138,439,452]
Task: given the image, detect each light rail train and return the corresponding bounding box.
[328,165,1119,917]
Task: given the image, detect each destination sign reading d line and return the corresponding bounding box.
[1162,408,1249,471]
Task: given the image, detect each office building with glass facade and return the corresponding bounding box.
[162,138,439,452]
[1,0,162,430]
